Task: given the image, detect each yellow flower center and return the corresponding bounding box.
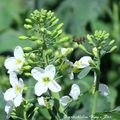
[74,61,81,67]
[15,85,21,93]
[43,77,50,84]
[16,59,22,65]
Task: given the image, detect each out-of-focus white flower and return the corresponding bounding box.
[73,56,91,69]
[4,72,24,107]
[61,48,69,55]
[5,100,14,119]
[99,83,109,96]
[38,96,46,106]
[31,64,61,96]
[4,46,25,73]
[69,84,80,100]
[60,96,71,106]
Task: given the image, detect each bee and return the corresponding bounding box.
[73,37,85,44]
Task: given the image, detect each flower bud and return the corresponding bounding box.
[30,53,36,59]
[87,34,93,44]
[51,18,59,26]
[79,44,90,54]
[23,47,32,51]
[46,49,53,55]
[36,40,44,45]
[24,73,32,77]
[56,23,64,30]
[109,46,117,53]
[92,47,99,58]
[25,18,32,23]
[23,65,32,70]
[24,24,32,29]
[30,36,37,41]
[109,40,115,46]
[19,36,28,40]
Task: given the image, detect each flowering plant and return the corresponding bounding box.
[3,9,116,120]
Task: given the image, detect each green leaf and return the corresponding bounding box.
[0,89,5,120]
[0,29,33,52]
[0,0,24,31]
[56,0,108,36]
[78,66,92,79]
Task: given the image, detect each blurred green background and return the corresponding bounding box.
[0,0,120,119]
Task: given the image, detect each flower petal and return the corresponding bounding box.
[45,64,55,80]
[4,88,16,101]
[99,83,109,96]
[69,84,80,100]
[14,94,23,107]
[31,67,44,81]
[79,56,91,68]
[9,72,18,87]
[19,78,24,92]
[4,57,17,71]
[38,96,46,106]
[60,96,71,106]
[48,80,61,92]
[14,46,24,59]
[34,82,48,96]
[5,100,13,119]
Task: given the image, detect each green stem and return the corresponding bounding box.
[92,59,100,116]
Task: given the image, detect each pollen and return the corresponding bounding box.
[15,85,21,93]
[16,59,22,65]
[43,77,50,84]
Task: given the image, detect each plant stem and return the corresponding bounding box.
[91,60,100,116]
[24,111,27,120]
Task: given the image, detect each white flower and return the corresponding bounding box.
[61,48,69,55]
[4,46,25,73]
[4,72,24,107]
[38,96,46,106]
[31,64,61,96]
[69,84,80,100]
[60,96,71,106]
[5,100,14,119]
[99,83,109,96]
[73,56,91,69]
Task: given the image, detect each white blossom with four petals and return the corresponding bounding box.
[31,64,61,96]
[4,46,25,73]
[73,56,91,69]
[4,72,24,107]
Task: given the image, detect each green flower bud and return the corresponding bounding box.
[24,73,32,77]
[56,23,64,30]
[24,53,29,57]
[109,46,117,53]
[30,53,36,59]
[46,49,53,55]
[30,36,37,41]
[51,18,59,26]
[23,47,32,51]
[109,40,115,46]
[27,59,34,64]
[36,40,44,45]
[24,24,32,29]
[25,18,32,23]
[87,34,93,43]
[58,36,70,43]
[40,27,45,32]
[23,65,32,70]
[54,30,62,38]
[92,47,99,58]
[19,36,28,40]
